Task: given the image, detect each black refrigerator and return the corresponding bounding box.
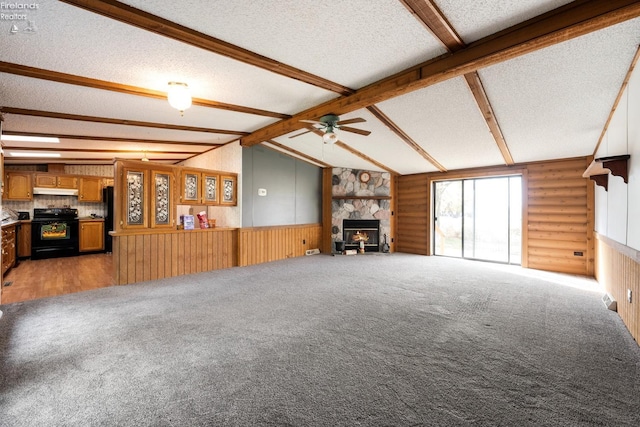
[103,186,114,252]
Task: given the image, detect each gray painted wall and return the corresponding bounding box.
[242,146,322,227]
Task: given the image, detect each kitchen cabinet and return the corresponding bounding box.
[180,169,222,205]
[121,167,149,229]
[79,176,103,202]
[34,174,78,189]
[2,224,17,276]
[220,174,237,206]
[3,172,32,201]
[151,169,176,228]
[18,221,31,258]
[79,220,104,252]
[180,169,201,203]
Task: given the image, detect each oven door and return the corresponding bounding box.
[31,219,79,259]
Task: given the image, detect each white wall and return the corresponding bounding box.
[177,141,242,228]
[595,63,640,250]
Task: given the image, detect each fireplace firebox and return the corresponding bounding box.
[343,219,380,252]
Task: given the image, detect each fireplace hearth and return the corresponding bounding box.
[343,219,380,252]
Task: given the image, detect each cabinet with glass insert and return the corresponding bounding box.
[121,167,148,229]
[180,169,226,205]
[151,169,175,228]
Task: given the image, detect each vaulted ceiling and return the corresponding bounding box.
[1,0,640,174]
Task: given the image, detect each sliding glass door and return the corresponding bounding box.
[434,176,522,264]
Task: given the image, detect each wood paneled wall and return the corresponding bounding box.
[595,234,640,343]
[112,228,237,285]
[526,158,593,275]
[396,157,594,276]
[396,174,430,255]
[238,223,322,267]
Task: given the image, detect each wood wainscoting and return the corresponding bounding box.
[595,233,640,344]
[238,223,322,267]
[111,223,322,285]
[112,228,238,285]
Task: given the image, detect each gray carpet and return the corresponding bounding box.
[1,254,639,426]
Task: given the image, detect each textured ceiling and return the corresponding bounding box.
[1,0,639,171]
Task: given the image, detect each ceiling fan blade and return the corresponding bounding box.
[300,119,323,125]
[336,117,366,125]
[340,126,371,136]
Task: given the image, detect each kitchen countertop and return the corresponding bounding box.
[79,217,105,221]
[1,219,23,228]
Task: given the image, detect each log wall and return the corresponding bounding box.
[525,157,594,275]
[396,157,594,276]
[396,174,430,255]
[595,234,640,344]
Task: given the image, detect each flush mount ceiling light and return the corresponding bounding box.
[9,151,61,157]
[167,81,192,115]
[1,135,60,143]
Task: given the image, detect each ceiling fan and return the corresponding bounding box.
[290,114,371,144]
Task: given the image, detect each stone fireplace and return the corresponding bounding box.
[331,167,391,251]
[343,219,380,252]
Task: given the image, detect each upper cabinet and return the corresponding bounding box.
[114,160,236,233]
[35,173,78,189]
[78,176,103,202]
[181,169,201,204]
[220,174,237,206]
[121,166,149,230]
[151,169,175,228]
[3,172,32,201]
[180,168,233,206]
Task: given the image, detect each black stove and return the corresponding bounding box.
[31,208,79,260]
[33,208,79,220]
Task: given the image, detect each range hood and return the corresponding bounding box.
[32,187,79,196]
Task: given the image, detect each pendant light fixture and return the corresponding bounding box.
[167,82,192,115]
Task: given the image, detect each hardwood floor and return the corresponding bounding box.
[1,253,115,304]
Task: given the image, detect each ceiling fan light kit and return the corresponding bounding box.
[323,131,339,144]
[167,81,192,115]
[294,114,370,143]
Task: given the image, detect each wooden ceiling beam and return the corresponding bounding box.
[2,146,198,155]
[1,131,222,147]
[241,0,640,146]
[305,128,399,174]
[366,105,446,172]
[265,140,332,168]
[592,45,640,156]
[1,107,248,135]
[60,0,354,96]
[402,0,514,166]
[0,61,289,119]
[399,0,464,51]
[464,72,514,165]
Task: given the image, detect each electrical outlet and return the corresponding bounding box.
[627,289,632,303]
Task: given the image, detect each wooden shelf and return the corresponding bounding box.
[582,155,630,191]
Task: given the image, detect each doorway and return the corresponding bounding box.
[433,176,522,264]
